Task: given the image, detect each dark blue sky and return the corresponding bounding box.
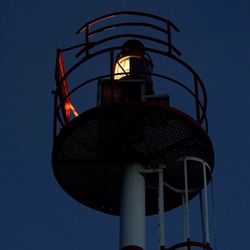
[2,1,250,249]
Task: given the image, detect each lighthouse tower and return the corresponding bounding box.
[52,12,214,250]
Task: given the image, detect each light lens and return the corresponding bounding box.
[114,55,141,80]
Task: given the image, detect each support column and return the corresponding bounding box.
[158,169,165,250]
[120,162,145,250]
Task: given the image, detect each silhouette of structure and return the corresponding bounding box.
[52,11,215,250]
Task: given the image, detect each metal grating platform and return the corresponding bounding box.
[52,103,214,215]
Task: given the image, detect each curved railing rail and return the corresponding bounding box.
[76,11,179,34]
[166,241,213,250]
[53,12,209,140]
[75,11,181,57]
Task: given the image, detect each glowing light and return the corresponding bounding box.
[64,102,78,117]
[114,55,141,80]
[70,103,79,117]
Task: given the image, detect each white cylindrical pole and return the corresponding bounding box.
[183,158,190,240]
[120,162,145,250]
[158,169,165,250]
[203,163,209,244]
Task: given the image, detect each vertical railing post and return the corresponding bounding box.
[199,191,206,243]
[158,169,165,250]
[52,90,58,143]
[194,74,201,123]
[167,22,172,54]
[110,49,114,81]
[85,24,90,57]
[183,158,190,250]
[182,194,187,242]
[203,163,210,244]
[110,50,115,103]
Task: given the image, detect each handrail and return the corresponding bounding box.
[76,11,180,34]
[164,157,212,194]
[88,22,169,37]
[76,11,180,57]
[75,33,181,58]
[56,46,207,121]
[58,46,205,103]
[54,70,208,132]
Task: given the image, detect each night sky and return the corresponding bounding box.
[2,1,250,249]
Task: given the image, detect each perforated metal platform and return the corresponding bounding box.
[52,103,214,215]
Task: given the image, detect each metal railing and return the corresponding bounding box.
[141,157,213,250]
[53,11,209,140]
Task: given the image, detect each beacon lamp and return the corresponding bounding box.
[114,39,154,95]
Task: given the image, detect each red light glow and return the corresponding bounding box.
[58,51,78,122]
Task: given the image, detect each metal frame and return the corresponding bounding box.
[140,157,213,250]
[53,11,209,143]
[76,11,180,57]
[168,157,212,250]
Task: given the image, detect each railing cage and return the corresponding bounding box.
[53,11,209,141]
